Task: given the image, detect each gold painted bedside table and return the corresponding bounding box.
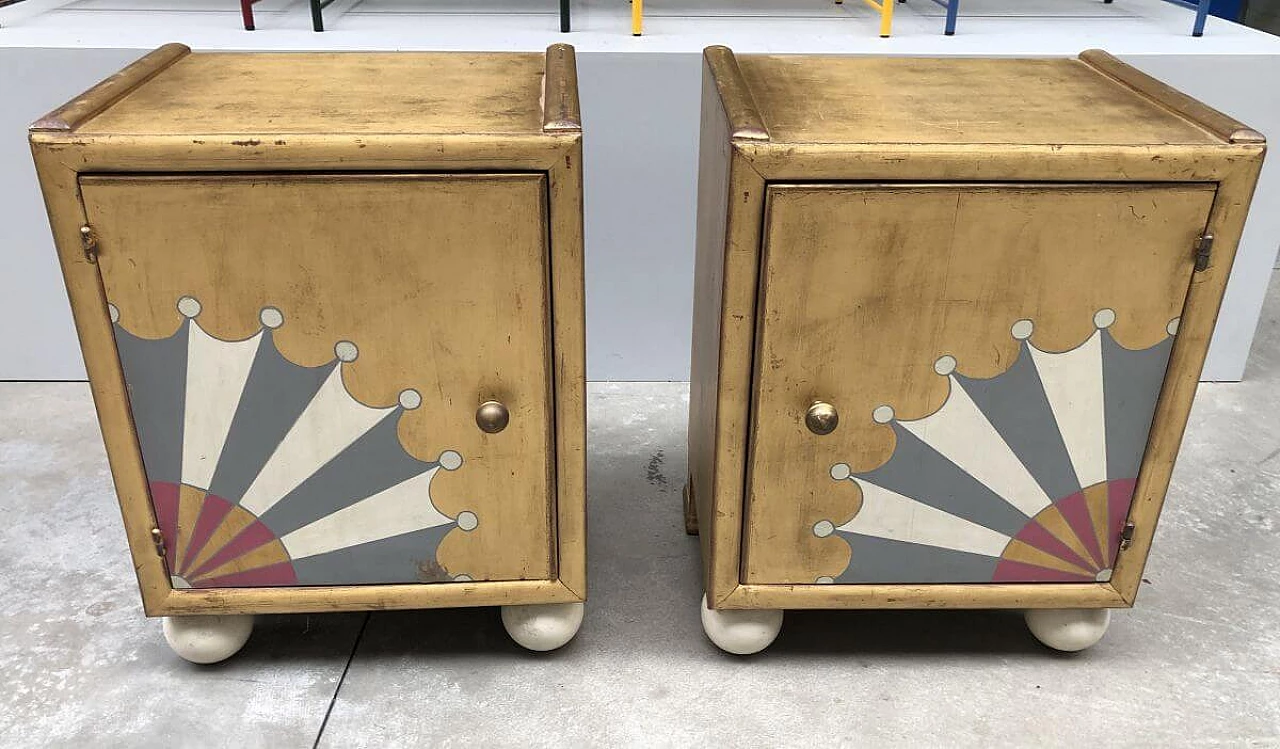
[30,44,586,662]
[687,46,1264,654]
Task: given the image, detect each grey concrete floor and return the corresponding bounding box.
[2,276,1279,747]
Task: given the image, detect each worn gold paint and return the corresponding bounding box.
[691,47,1265,611]
[31,46,586,616]
[745,182,1213,584]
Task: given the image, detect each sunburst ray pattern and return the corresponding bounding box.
[112,296,478,589]
[817,311,1176,584]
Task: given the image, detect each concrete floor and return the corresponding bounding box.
[1,276,1278,747]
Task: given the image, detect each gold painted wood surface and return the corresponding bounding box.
[154,579,582,616]
[1078,49,1264,144]
[722,581,1128,610]
[30,43,191,132]
[542,43,582,133]
[735,55,1221,147]
[744,183,1215,584]
[79,52,546,136]
[692,47,1265,611]
[688,49,773,607]
[81,173,555,584]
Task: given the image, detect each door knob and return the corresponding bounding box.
[805,401,839,436]
[476,400,510,434]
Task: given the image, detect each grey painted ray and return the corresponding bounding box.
[291,523,457,585]
[206,332,333,503]
[955,343,1081,502]
[855,424,1030,537]
[834,532,1001,584]
[258,412,436,537]
[113,322,189,484]
[1102,332,1175,481]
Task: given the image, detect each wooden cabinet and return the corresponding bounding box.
[689,47,1265,655]
[31,44,586,661]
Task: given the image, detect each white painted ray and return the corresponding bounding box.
[838,478,1011,557]
[900,378,1053,517]
[239,366,394,515]
[180,323,262,491]
[280,468,452,560]
[1029,332,1108,488]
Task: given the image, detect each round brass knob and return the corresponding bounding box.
[476,400,510,434]
[805,401,839,436]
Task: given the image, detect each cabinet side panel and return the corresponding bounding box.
[689,60,732,600]
[690,57,770,606]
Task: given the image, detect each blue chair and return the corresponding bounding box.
[922,0,1214,36]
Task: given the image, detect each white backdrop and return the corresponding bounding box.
[2,0,1278,381]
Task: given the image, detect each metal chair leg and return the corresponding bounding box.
[240,0,255,30]
[944,0,958,34]
[560,0,570,31]
[311,0,324,31]
[1192,0,1210,35]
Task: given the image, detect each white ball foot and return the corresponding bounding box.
[162,614,254,664]
[1024,608,1111,652]
[501,602,584,652]
[700,594,783,655]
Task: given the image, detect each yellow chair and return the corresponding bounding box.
[835,0,895,37]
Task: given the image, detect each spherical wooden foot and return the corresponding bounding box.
[162,614,254,664]
[501,602,584,652]
[1024,608,1111,652]
[700,595,783,655]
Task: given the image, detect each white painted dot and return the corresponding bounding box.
[1095,568,1113,582]
[334,340,359,362]
[1094,308,1117,329]
[934,354,957,376]
[398,389,421,410]
[177,296,201,318]
[259,307,284,329]
[452,573,473,582]
[456,511,478,531]
[438,450,463,471]
[1011,319,1035,340]
[830,463,851,481]
[815,576,835,585]
[1167,317,1180,336]
[813,519,835,538]
[872,405,895,424]
[107,303,120,323]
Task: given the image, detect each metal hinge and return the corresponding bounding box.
[150,527,166,558]
[1119,521,1136,551]
[1193,233,1214,272]
[79,224,99,264]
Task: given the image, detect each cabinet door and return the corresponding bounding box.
[82,173,553,588]
[745,183,1215,586]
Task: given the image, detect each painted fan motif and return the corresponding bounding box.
[816,310,1177,584]
[111,296,477,589]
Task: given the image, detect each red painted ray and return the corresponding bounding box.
[992,558,1096,583]
[178,493,235,573]
[1056,490,1105,567]
[186,520,282,580]
[1013,519,1098,573]
[196,561,298,588]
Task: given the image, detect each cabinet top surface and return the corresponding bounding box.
[734,55,1223,147]
[77,51,549,137]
